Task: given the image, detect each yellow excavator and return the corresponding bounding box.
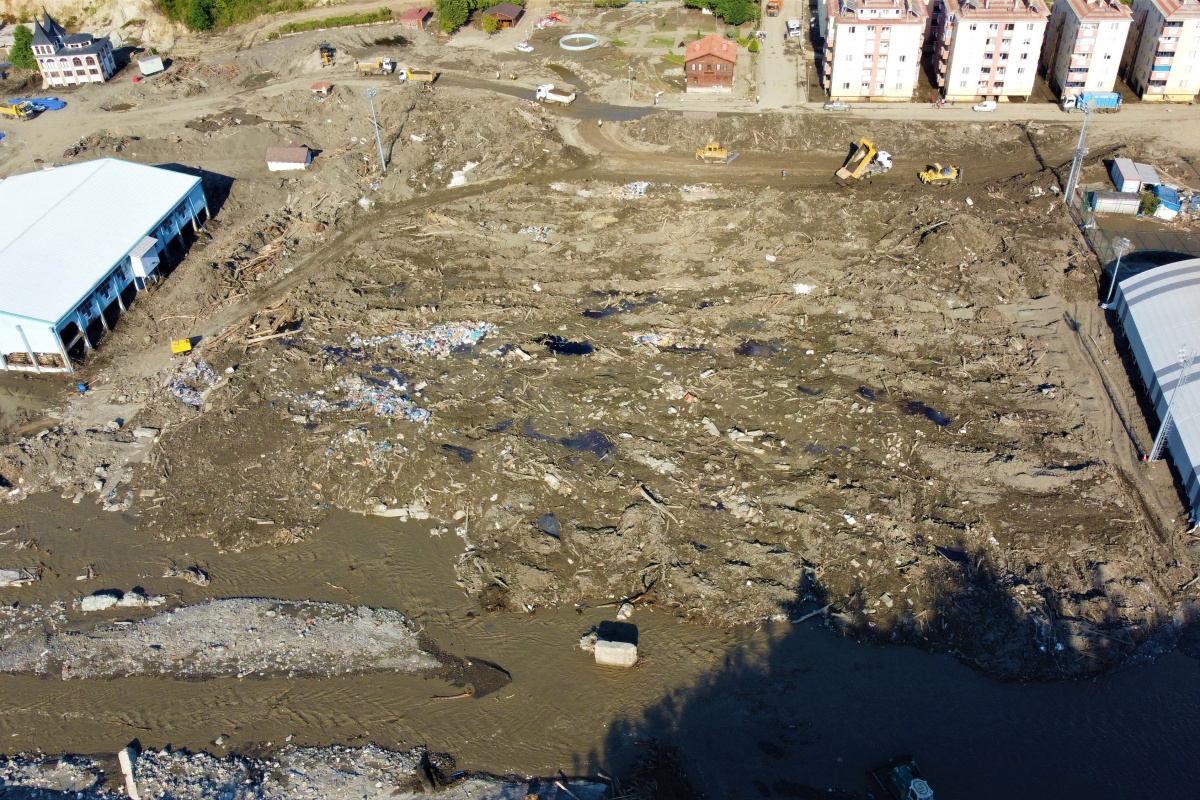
[696,141,730,164]
[836,138,892,180]
[919,164,960,185]
[319,43,335,67]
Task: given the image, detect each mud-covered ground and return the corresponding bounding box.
[6,108,1199,683]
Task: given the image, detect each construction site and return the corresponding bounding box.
[2,6,1200,798]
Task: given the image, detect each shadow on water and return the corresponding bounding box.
[590,557,1200,799]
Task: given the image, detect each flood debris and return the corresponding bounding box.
[0,568,38,587]
[348,322,498,358]
[163,565,211,586]
[166,361,218,406]
[0,599,438,679]
[537,335,594,356]
[76,588,166,612]
[904,400,953,427]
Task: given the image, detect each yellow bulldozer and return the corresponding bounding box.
[919,164,960,185]
[696,141,730,164]
[319,43,335,67]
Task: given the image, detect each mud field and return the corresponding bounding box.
[2,13,1200,796]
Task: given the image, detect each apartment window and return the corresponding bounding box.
[1002,38,1011,46]
[962,67,970,74]
[1066,80,1085,87]
[1164,20,1182,28]
[1000,53,1009,60]
[877,82,885,90]
[959,80,968,87]
[847,54,854,61]
[1149,79,1167,86]
[1110,22,1120,30]
[867,25,876,31]
[981,66,991,74]
[986,38,994,46]
[899,54,906,62]
[843,82,851,89]
[994,82,1004,89]
[88,68,98,75]
[882,26,891,34]
[1024,38,1031,45]
[1020,53,1029,59]
[988,23,998,31]
[864,54,873,63]
[1017,67,1026,74]
[969,23,977,31]
[1026,23,1034,30]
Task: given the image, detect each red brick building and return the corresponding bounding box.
[684,34,737,93]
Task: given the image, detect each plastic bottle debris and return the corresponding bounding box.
[610,181,652,200]
[519,225,551,242]
[348,321,497,358]
[167,361,217,406]
[292,376,430,422]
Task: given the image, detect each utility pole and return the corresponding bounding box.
[1101,236,1132,308]
[1148,345,1195,462]
[365,87,386,172]
[1063,100,1092,207]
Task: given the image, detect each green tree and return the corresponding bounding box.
[480,11,498,32]
[748,36,759,52]
[9,24,36,70]
[186,0,215,30]
[436,0,468,32]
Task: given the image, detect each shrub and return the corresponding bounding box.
[185,0,214,30]
[1140,192,1160,217]
[436,0,468,31]
[748,37,759,52]
[481,11,498,32]
[10,23,36,70]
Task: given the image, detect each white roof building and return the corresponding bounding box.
[0,158,209,372]
[1113,257,1200,521]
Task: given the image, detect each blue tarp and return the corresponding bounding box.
[0,132,5,142]
[26,97,66,110]
[1153,184,1182,211]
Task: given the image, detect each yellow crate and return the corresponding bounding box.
[170,338,193,354]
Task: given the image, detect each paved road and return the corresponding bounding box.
[757,0,806,109]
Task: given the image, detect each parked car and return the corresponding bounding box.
[823,100,851,111]
[515,42,534,53]
[973,100,998,112]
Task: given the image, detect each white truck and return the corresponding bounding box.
[786,19,802,38]
[536,84,576,105]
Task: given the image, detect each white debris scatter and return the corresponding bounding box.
[0,568,38,587]
[447,160,479,188]
[0,745,610,799]
[348,321,498,357]
[793,283,815,295]
[0,598,438,680]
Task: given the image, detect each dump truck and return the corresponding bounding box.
[319,43,335,67]
[535,84,576,104]
[696,141,732,164]
[355,57,394,74]
[835,138,892,179]
[919,163,960,184]
[0,100,34,121]
[766,0,781,15]
[397,68,438,83]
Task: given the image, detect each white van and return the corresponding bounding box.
[785,19,802,37]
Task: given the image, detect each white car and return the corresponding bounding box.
[973,100,997,112]
[515,42,534,53]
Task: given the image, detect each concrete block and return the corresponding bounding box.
[594,639,637,667]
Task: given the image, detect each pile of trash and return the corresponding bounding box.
[348,321,498,358]
[625,331,707,351]
[611,181,652,200]
[519,225,552,242]
[166,361,217,406]
[293,375,430,422]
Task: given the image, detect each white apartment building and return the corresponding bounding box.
[932,0,1050,100]
[1123,0,1200,101]
[1042,0,1133,96]
[819,0,929,101]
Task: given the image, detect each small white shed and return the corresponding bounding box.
[137,55,164,76]
[265,145,312,172]
[1135,162,1161,189]
[1110,158,1141,194]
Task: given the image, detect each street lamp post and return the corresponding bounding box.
[1101,236,1133,309]
[627,65,633,100]
[365,87,386,172]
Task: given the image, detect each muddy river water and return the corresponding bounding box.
[1,495,1198,799]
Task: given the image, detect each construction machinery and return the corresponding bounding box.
[835,138,892,179]
[536,84,576,105]
[919,163,960,185]
[318,43,335,67]
[355,57,394,74]
[0,100,34,120]
[397,68,438,83]
[696,141,730,164]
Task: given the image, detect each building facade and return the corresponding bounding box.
[932,0,1050,100]
[820,0,929,101]
[1123,0,1200,101]
[0,159,208,373]
[684,34,737,92]
[1042,0,1132,97]
[30,11,116,88]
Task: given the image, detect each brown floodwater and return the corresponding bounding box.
[2,495,1200,799]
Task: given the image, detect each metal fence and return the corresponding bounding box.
[1071,189,1200,277]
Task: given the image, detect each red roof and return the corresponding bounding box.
[399,7,431,19]
[310,81,333,91]
[685,34,736,64]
